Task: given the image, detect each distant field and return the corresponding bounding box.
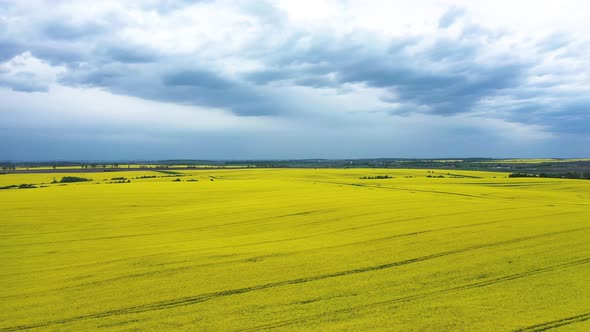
[1,168,589,331]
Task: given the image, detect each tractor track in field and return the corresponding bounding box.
[312,180,496,200]
[314,180,590,207]
[0,209,337,248]
[206,207,556,250]
[2,226,589,331]
[2,210,575,301]
[2,197,396,249]
[513,312,590,331]
[239,257,590,331]
[0,205,292,238]
[233,209,575,259]
[0,206,526,278]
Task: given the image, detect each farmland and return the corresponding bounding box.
[1,168,589,331]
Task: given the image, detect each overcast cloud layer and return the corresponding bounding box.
[1,0,589,160]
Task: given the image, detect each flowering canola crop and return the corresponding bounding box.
[1,168,589,331]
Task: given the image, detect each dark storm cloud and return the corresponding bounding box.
[237,22,588,137]
[549,102,590,134]
[0,1,528,118]
[58,66,123,87]
[373,62,526,115]
[425,38,478,61]
[101,46,158,64]
[162,70,232,89]
[30,43,89,65]
[507,98,590,135]
[242,69,291,85]
[293,76,339,88]
[0,1,588,138]
[42,21,106,40]
[245,34,529,116]
[52,58,281,115]
[155,70,277,115]
[0,2,282,116]
[61,66,279,115]
[0,39,23,61]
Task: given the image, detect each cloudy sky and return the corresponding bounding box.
[1,0,589,160]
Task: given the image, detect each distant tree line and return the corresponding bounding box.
[509,172,590,180]
[1,164,16,171]
[2,159,589,178]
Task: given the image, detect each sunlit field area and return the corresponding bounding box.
[1,168,589,331]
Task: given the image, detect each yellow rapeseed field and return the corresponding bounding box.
[1,168,589,331]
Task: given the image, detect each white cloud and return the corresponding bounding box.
[0,52,64,91]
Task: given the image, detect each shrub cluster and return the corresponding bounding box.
[360,175,393,179]
[0,184,37,190]
[53,176,92,183]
